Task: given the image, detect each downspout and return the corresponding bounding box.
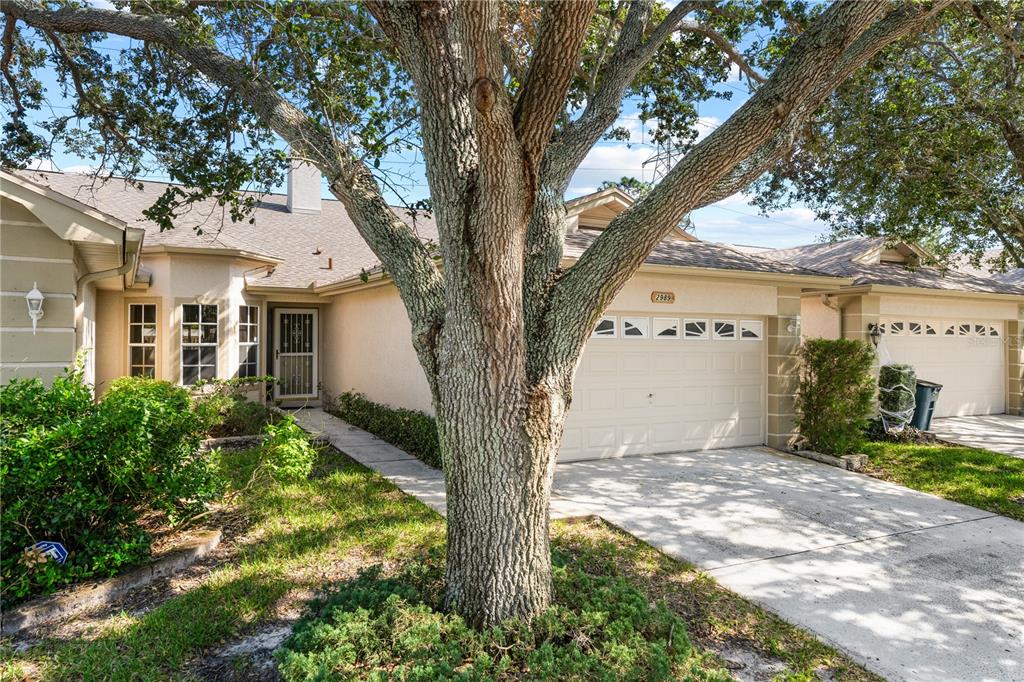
[76,231,134,296]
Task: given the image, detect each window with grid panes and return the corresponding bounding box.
[128,303,157,377]
[238,305,259,377]
[181,303,218,384]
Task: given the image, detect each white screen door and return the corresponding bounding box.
[273,308,318,399]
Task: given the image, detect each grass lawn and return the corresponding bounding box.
[2,446,878,681]
[862,441,1024,521]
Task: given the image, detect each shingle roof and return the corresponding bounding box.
[20,171,846,290]
[21,170,439,289]
[564,229,832,277]
[955,249,1024,285]
[765,237,1024,295]
[994,269,1024,285]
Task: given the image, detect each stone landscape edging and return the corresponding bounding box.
[1,529,221,637]
[200,434,267,451]
[787,449,868,472]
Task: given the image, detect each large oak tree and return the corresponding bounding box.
[1,0,952,626]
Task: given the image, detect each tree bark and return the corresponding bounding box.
[436,361,568,626]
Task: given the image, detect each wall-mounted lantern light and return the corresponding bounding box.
[867,322,882,347]
[786,318,801,335]
[25,282,45,334]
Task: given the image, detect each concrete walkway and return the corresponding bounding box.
[292,407,1024,682]
[930,414,1024,458]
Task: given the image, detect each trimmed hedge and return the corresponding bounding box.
[0,371,222,603]
[794,338,876,456]
[277,554,692,681]
[327,392,442,469]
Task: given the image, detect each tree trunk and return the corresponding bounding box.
[430,196,573,625]
[437,373,567,627]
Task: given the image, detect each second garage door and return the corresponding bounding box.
[880,317,1006,417]
[559,314,765,462]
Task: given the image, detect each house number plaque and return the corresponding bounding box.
[650,291,675,304]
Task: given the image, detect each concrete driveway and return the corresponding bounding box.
[552,448,1024,682]
[929,414,1024,458]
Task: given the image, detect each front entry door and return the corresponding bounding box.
[273,308,318,400]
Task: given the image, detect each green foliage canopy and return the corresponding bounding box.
[753,1,1024,271]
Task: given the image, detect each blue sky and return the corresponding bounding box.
[23,18,829,250]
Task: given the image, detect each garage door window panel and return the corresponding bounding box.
[683,319,708,340]
[739,320,763,340]
[622,317,649,338]
[654,318,679,339]
[713,320,737,340]
[592,316,617,338]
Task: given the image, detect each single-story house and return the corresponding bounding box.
[2,165,1021,461]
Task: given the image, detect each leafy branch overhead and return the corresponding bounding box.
[752,0,1024,270]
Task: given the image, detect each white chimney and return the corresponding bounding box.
[287,158,322,214]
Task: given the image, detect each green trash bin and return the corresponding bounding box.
[911,380,942,431]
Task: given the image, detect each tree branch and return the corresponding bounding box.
[7,0,443,332]
[546,0,952,365]
[678,20,766,85]
[1,14,23,115]
[513,0,596,175]
[970,1,1024,61]
[540,0,703,193]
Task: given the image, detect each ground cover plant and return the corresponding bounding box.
[277,559,693,681]
[0,371,221,603]
[1,445,878,681]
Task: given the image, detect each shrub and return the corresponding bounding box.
[191,376,277,437]
[260,415,318,483]
[0,372,222,603]
[794,338,876,456]
[328,392,442,469]
[196,394,277,437]
[277,556,691,681]
[878,364,917,433]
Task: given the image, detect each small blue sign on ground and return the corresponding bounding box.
[32,541,68,565]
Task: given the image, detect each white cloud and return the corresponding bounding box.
[691,196,827,248]
[727,63,743,84]
[26,158,56,171]
[694,116,721,142]
[60,164,100,175]
[568,142,654,196]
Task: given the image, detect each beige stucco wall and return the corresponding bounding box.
[607,272,778,316]
[800,295,841,339]
[321,283,434,413]
[880,293,1020,320]
[94,253,271,393]
[76,280,98,386]
[0,196,78,385]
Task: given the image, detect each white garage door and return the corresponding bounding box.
[879,317,1006,418]
[559,315,765,462]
